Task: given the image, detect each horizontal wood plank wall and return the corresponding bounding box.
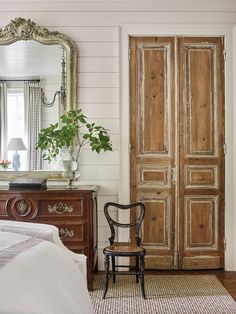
[0,0,235,270]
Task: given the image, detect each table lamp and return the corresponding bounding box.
[7,138,27,171]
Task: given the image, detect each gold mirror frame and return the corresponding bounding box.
[0,17,78,181]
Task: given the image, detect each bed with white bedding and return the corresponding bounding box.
[0,221,95,314]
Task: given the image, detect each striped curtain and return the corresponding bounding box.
[0,81,8,160]
[24,81,42,170]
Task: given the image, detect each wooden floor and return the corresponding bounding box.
[145,270,236,301]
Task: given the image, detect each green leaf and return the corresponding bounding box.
[36,108,113,162]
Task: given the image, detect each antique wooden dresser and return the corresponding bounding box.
[0,185,98,291]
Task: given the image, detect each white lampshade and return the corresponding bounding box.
[7,138,27,151]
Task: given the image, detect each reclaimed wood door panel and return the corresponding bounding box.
[141,195,173,269]
[130,36,225,270]
[178,37,225,269]
[130,37,176,269]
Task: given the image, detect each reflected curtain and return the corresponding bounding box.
[0,81,8,160]
[24,81,42,170]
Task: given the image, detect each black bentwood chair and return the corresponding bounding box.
[103,202,146,299]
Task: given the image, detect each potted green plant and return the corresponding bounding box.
[36,109,112,185]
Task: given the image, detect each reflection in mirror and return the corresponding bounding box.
[0,17,78,176]
[0,41,63,171]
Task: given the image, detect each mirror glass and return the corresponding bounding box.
[0,41,62,171]
[0,17,78,177]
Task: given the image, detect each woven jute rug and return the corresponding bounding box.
[90,274,236,314]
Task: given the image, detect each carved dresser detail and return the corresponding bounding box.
[0,185,98,291]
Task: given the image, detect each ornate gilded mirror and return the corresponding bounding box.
[0,17,78,179]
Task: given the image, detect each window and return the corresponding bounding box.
[7,85,27,170]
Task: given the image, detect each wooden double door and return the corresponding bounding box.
[129,36,225,269]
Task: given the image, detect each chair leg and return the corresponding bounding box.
[111,256,116,283]
[103,255,110,299]
[139,255,146,299]
[136,256,139,283]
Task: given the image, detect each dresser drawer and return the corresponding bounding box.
[1,195,87,220]
[46,221,87,244]
[38,197,87,218]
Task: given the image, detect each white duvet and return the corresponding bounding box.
[0,231,95,314]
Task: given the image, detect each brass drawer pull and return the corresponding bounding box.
[59,228,75,239]
[48,202,74,214]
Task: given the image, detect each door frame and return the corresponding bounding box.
[119,23,236,271]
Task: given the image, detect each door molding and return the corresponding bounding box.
[119,23,235,270]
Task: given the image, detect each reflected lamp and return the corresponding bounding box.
[7,138,27,171]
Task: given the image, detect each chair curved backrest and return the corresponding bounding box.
[104,202,145,246]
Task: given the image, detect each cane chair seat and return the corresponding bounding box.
[104,242,145,254]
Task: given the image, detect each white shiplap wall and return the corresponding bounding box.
[0,0,236,270]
